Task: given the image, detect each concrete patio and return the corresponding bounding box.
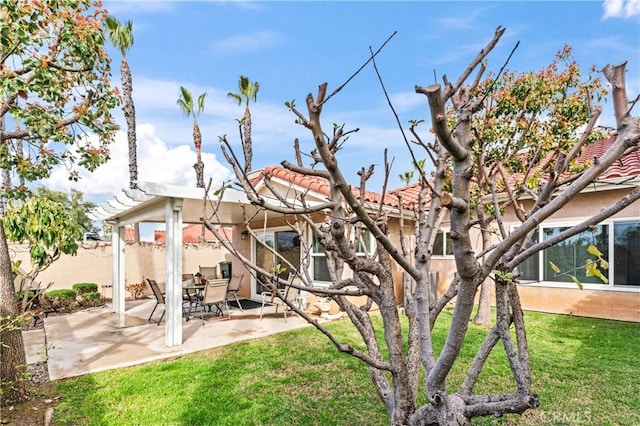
[23,298,315,380]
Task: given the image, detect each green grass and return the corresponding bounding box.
[51,310,640,425]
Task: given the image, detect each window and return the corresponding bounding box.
[312,237,331,282]
[255,230,300,291]
[433,230,453,257]
[543,225,608,284]
[312,228,373,283]
[518,230,539,281]
[613,222,640,286]
[519,220,640,288]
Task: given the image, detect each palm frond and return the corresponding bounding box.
[177,86,194,116]
[227,92,241,106]
[196,92,207,115]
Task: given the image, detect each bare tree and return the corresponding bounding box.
[206,28,639,425]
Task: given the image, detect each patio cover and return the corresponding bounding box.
[90,181,257,347]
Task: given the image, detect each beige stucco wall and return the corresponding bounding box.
[499,186,640,223]
[12,242,231,298]
[426,186,640,322]
[516,285,640,322]
[211,185,640,322]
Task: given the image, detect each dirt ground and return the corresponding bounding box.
[0,362,57,426]
[1,303,107,425]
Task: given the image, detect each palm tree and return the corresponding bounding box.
[106,16,136,189]
[228,75,259,174]
[177,86,207,188]
[106,16,139,241]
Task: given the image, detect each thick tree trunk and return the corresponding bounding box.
[473,222,492,326]
[473,280,492,326]
[0,220,29,405]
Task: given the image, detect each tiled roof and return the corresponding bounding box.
[387,183,429,210]
[258,166,405,208]
[576,134,640,179]
[503,134,639,188]
[124,227,136,242]
[154,224,232,244]
[251,136,638,214]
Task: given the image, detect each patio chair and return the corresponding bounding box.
[259,274,301,322]
[199,265,217,281]
[182,273,199,320]
[147,278,165,325]
[193,278,230,323]
[226,274,244,311]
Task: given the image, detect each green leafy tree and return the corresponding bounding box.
[228,75,259,174]
[106,15,140,241]
[32,187,97,234]
[0,0,119,404]
[467,46,607,326]
[177,86,207,188]
[5,196,83,309]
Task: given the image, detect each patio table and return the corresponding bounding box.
[182,283,205,319]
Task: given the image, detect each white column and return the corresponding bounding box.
[111,222,126,314]
[165,198,183,347]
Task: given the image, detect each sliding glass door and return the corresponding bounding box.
[254,230,301,296]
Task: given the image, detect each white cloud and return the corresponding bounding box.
[42,124,231,200]
[603,0,640,18]
[210,30,284,54]
[388,91,426,114]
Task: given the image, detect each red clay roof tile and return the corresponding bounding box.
[259,166,405,208]
[250,136,637,213]
[577,134,640,179]
[153,224,232,244]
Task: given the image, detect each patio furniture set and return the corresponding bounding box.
[147,266,244,325]
[147,267,305,325]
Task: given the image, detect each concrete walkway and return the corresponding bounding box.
[23,299,314,380]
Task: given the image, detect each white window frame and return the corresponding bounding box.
[518,218,640,292]
[432,229,454,258]
[310,226,375,287]
[251,226,302,299]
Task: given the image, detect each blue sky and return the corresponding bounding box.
[44,0,640,210]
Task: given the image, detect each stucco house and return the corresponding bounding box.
[232,134,639,322]
[422,135,640,322]
[92,135,638,347]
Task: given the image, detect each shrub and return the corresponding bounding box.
[125,280,147,299]
[41,289,77,312]
[83,291,102,307]
[72,283,98,295]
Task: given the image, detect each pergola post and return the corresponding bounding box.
[111,222,126,315]
[165,197,183,347]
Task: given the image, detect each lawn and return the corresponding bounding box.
[49,310,639,425]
